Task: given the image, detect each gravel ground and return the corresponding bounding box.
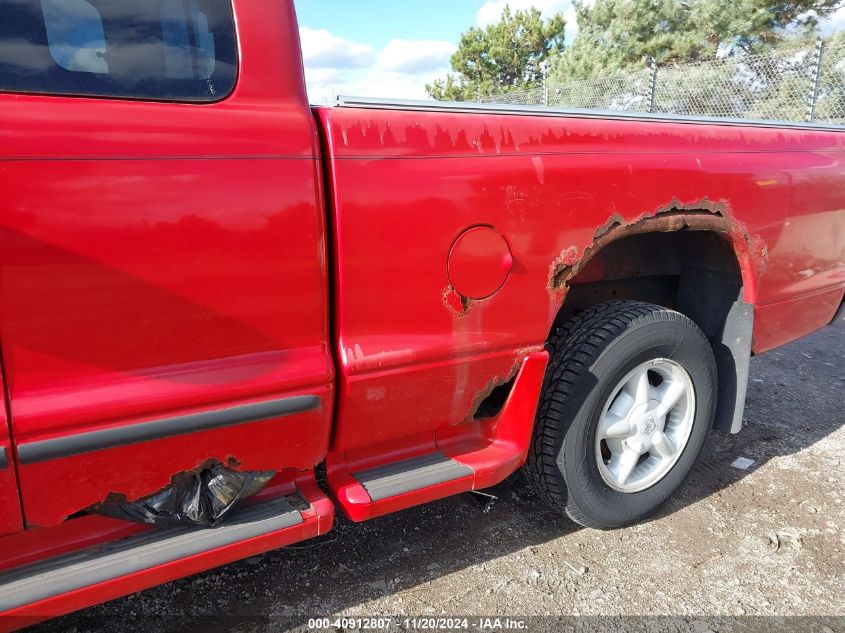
[38,323,844,632]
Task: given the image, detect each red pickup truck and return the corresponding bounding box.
[0,0,843,625]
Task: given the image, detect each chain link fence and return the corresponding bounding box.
[479,39,845,125]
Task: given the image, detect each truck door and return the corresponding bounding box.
[0,0,332,527]
[0,368,23,536]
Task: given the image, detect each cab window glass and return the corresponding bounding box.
[0,0,237,101]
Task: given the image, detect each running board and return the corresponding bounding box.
[0,483,334,627]
[328,351,549,522]
[354,452,474,501]
[334,451,475,521]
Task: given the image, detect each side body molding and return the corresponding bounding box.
[17,396,320,465]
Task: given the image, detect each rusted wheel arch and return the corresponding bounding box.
[548,203,766,302]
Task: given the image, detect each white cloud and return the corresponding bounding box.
[299,28,455,105]
[304,66,451,105]
[820,5,845,34]
[303,66,344,85]
[377,39,457,73]
[66,46,108,73]
[299,26,375,69]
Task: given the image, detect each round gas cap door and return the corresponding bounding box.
[447,226,513,300]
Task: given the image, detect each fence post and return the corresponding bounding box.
[648,58,658,113]
[542,62,549,107]
[807,36,824,122]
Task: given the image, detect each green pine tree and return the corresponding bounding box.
[426,5,566,101]
[551,0,842,81]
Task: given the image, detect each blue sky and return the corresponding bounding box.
[293,0,845,105]
[294,0,484,50]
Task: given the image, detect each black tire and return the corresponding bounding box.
[524,300,717,529]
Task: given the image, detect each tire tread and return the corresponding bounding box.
[524,300,708,528]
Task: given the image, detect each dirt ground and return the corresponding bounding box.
[39,322,844,632]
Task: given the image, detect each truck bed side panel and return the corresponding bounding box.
[317,107,845,452]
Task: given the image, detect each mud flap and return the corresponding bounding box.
[714,297,754,434]
[678,267,753,434]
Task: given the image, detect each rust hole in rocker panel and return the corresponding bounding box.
[464,345,545,423]
[472,375,517,420]
[87,458,274,528]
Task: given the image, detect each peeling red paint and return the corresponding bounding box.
[548,198,769,297]
[346,344,415,371]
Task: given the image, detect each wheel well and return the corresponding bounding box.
[552,229,753,434]
[554,230,741,325]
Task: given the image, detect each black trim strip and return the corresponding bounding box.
[17,396,320,465]
[0,447,7,470]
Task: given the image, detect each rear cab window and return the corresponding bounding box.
[0,0,237,102]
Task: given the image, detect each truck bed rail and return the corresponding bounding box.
[335,96,845,132]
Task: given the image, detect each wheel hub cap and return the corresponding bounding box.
[596,359,696,493]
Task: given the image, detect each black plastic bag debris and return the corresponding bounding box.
[91,462,275,528]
